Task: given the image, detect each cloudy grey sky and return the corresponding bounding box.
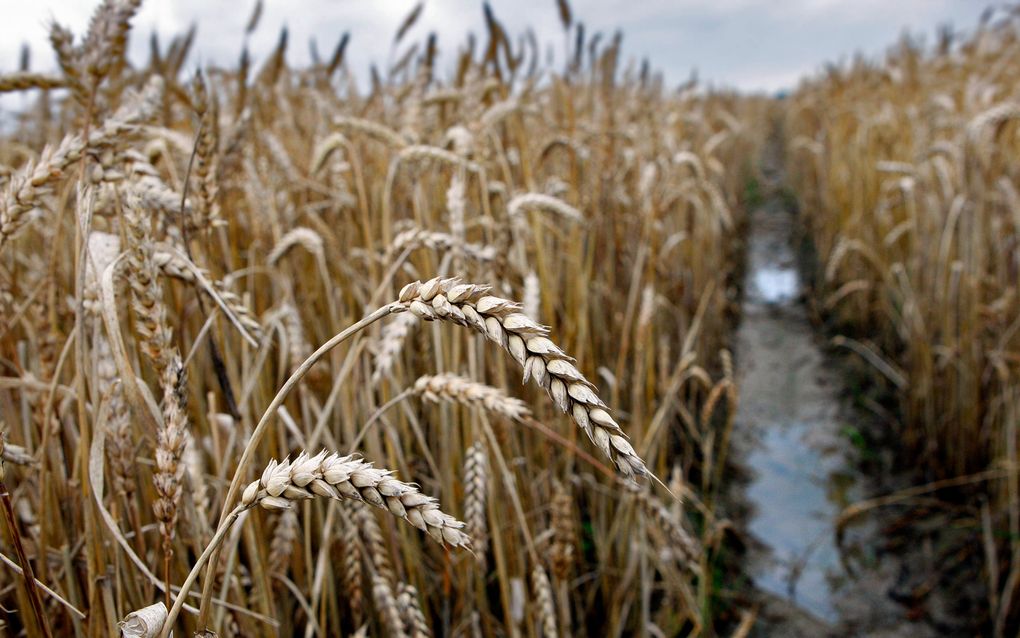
[0,1,995,93]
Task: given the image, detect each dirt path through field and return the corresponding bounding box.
[731,137,943,637]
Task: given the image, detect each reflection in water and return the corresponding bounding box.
[753,267,798,303]
[737,210,860,625]
[745,423,844,622]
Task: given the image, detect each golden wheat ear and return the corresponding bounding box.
[396,276,650,479]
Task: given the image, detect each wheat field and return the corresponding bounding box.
[0,0,770,636]
[785,9,1020,634]
[4,0,1020,636]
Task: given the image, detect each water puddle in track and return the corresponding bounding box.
[736,202,854,625]
[732,191,942,636]
[751,267,798,304]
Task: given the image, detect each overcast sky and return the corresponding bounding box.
[0,1,995,94]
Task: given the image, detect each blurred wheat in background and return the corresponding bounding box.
[0,0,764,635]
[785,13,1020,633]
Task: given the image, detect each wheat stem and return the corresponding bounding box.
[196,302,398,627]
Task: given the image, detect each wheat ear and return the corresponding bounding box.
[629,485,701,567]
[463,441,489,559]
[240,450,470,547]
[396,277,648,478]
[550,482,575,580]
[0,78,163,252]
[414,373,531,421]
[531,565,558,638]
[372,574,408,638]
[162,450,467,636]
[396,583,431,638]
[0,72,66,92]
[341,503,365,627]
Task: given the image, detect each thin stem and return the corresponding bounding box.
[479,419,538,560]
[0,551,86,620]
[0,478,52,638]
[195,303,399,629]
[163,545,172,611]
[347,388,412,452]
[160,505,248,638]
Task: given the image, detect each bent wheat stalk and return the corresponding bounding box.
[198,275,650,628]
[196,303,399,627]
